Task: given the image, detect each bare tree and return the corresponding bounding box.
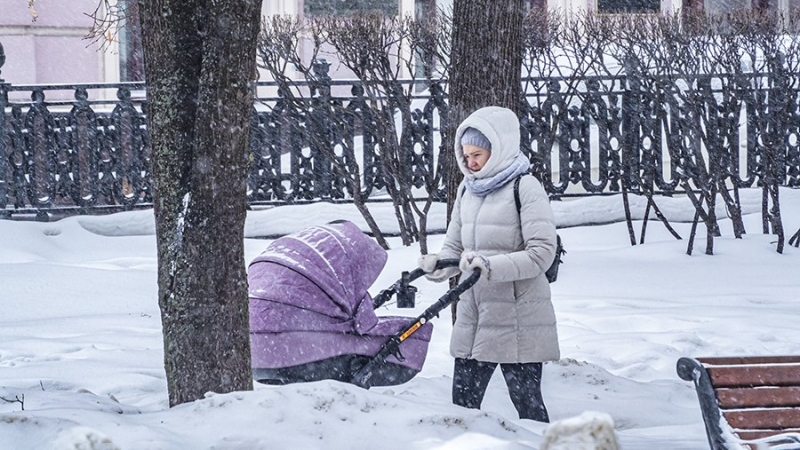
[321,13,451,249]
[405,10,452,254]
[257,13,450,251]
[256,15,390,249]
[742,10,800,254]
[611,12,730,255]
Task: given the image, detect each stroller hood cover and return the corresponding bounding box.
[248,220,387,335]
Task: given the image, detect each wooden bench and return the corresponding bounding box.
[677,356,800,449]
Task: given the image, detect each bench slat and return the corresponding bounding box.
[724,408,800,430]
[734,428,800,441]
[706,365,800,388]
[717,387,800,408]
[699,356,800,366]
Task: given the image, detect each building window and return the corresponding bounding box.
[753,0,775,11]
[303,0,398,15]
[597,0,660,13]
[415,0,436,18]
[118,0,144,82]
[523,0,547,11]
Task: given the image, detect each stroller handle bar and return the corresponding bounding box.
[352,261,481,388]
[407,258,461,281]
[372,258,462,309]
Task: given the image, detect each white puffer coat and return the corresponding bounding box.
[438,106,560,363]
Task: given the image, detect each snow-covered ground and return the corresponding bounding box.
[1,188,799,449]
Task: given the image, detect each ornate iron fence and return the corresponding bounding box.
[2,59,800,220]
[1,82,149,219]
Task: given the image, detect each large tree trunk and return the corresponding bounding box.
[447,0,525,322]
[447,0,524,217]
[139,0,261,406]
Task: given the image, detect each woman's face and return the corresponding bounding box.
[462,144,491,172]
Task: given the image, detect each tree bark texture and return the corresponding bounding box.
[446,0,525,220]
[139,0,261,406]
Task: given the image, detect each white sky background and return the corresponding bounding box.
[1,187,799,449]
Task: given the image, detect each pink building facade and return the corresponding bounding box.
[0,0,108,85]
[7,0,784,93]
[0,1,418,90]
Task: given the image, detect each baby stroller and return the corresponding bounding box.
[248,220,480,389]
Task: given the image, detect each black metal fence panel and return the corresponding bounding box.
[2,63,800,219]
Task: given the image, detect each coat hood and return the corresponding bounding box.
[454,106,521,180]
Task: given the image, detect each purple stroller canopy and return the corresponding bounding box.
[249,220,387,334]
[249,220,433,374]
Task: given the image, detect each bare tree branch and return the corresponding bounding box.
[0,393,24,411]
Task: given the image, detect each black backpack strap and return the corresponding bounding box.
[514,173,563,283]
[514,173,528,214]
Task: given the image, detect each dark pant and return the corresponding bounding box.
[452,357,549,422]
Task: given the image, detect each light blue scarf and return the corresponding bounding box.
[465,152,531,197]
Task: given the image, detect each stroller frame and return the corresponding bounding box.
[350,259,480,388]
[252,259,480,389]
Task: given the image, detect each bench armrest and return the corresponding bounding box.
[677,357,730,450]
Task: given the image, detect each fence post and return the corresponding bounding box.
[621,58,641,195]
[311,59,333,199]
[0,41,8,218]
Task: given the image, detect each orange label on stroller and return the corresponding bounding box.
[399,321,422,341]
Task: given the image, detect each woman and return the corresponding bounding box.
[419,106,559,422]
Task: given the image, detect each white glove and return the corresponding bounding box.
[460,251,491,279]
[418,253,458,283]
[418,254,439,273]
